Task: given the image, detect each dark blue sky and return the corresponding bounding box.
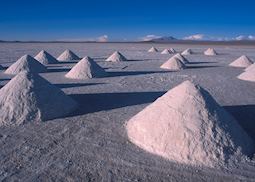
[0,0,254,41]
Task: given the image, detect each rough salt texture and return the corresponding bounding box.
[0,72,77,126]
[229,55,253,68]
[182,48,193,55]
[105,51,127,62]
[148,47,158,52]
[204,48,217,56]
[66,56,107,79]
[160,56,186,70]
[126,80,254,168]
[161,49,172,54]
[0,43,255,181]
[57,49,80,61]
[34,50,59,64]
[5,54,47,75]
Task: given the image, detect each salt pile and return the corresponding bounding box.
[160,56,186,70]
[66,56,107,79]
[5,55,47,75]
[245,63,255,72]
[181,48,192,55]
[34,50,58,64]
[105,51,127,62]
[237,64,255,82]
[204,48,217,56]
[0,71,77,126]
[229,55,253,68]
[169,48,176,53]
[148,47,158,52]
[57,49,80,61]
[174,53,189,64]
[0,64,4,69]
[161,49,172,54]
[126,80,254,168]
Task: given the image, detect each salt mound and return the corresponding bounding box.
[160,56,186,70]
[66,56,107,79]
[0,71,77,126]
[161,49,171,54]
[126,80,254,168]
[34,50,58,64]
[5,55,47,75]
[245,63,255,72]
[204,48,217,56]
[169,48,176,53]
[105,51,127,62]
[181,48,192,55]
[57,49,80,61]
[0,64,4,69]
[174,53,189,64]
[229,55,253,68]
[148,47,158,52]
[237,65,255,82]
[238,70,255,82]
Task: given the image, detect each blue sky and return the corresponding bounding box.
[0,0,255,41]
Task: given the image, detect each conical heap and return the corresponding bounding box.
[169,48,176,53]
[34,50,58,64]
[57,49,80,61]
[181,48,192,55]
[0,71,77,126]
[105,51,127,62]
[204,48,217,56]
[66,56,107,79]
[160,56,186,70]
[148,47,158,52]
[0,64,4,69]
[237,65,255,82]
[229,55,253,68]
[5,55,47,75]
[126,80,254,168]
[245,63,255,72]
[174,53,189,64]
[161,49,172,54]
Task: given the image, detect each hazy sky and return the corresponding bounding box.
[0,0,255,41]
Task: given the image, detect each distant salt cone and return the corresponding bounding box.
[66,56,107,79]
[174,53,189,64]
[169,48,176,53]
[5,55,47,75]
[204,48,217,56]
[161,49,172,54]
[229,55,253,68]
[57,49,80,61]
[148,47,158,52]
[105,51,127,62]
[245,63,255,72]
[181,48,192,55]
[160,56,186,71]
[0,71,77,126]
[126,80,254,168]
[237,65,255,82]
[34,50,58,64]
[0,64,4,70]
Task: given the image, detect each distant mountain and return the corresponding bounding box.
[144,36,177,42]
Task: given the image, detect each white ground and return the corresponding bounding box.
[0,43,255,181]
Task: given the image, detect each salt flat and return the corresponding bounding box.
[0,42,255,181]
